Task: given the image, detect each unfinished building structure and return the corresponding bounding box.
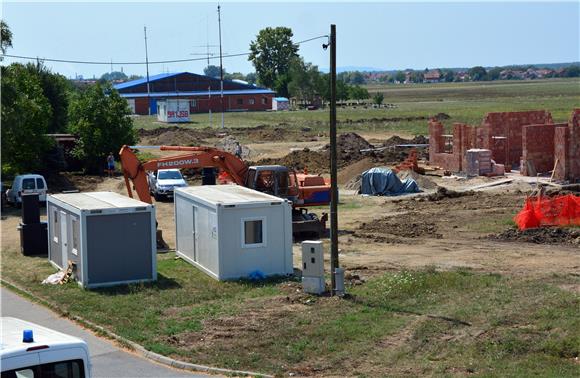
[429,109,580,182]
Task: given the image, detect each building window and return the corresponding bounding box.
[237,98,243,105]
[242,217,266,248]
[248,98,255,105]
[190,99,197,108]
[262,97,267,105]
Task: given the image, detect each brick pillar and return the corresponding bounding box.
[567,109,580,181]
[554,126,569,181]
[428,119,445,165]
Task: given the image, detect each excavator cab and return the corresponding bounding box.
[246,165,299,204]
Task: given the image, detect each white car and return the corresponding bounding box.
[147,169,187,201]
[1,317,91,377]
[6,174,48,207]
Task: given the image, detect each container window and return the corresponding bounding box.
[53,210,59,243]
[237,98,243,105]
[242,218,265,247]
[262,97,267,105]
[36,178,45,189]
[248,98,255,105]
[72,217,79,255]
[22,178,35,190]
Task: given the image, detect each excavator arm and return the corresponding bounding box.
[119,145,249,203]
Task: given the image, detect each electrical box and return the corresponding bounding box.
[301,240,324,278]
[301,240,325,294]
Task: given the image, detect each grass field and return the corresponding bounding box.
[133,78,580,137]
[2,250,578,376]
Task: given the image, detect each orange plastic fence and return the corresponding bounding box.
[514,194,580,230]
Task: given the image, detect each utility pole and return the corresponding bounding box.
[217,4,224,129]
[144,26,151,116]
[329,24,339,295]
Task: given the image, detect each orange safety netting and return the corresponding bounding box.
[514,194,580,230]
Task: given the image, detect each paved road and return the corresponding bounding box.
[1,287,212,378]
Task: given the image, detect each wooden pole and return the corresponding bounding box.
[329,24,339,295]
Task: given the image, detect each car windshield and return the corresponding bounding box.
[158,171,182,180]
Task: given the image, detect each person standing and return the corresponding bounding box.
[234,142,242,159]
[106,152,115,178]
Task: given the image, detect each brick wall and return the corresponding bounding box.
[521,123,562,175]
[482,110,553,168]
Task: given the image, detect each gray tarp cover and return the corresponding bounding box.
[360,167,420,196]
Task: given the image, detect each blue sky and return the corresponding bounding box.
[1,1,578,78]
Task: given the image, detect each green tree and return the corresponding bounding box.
[248,27,299,95]
[127,74,143,81]
[373,93,384,106]
[1,64,53,176]
[468,66,488,81]
[203,65,222,78]
[224,72,246,81]
[336,80,350,101]
[245,72,257,84]
[99,71,128,82]
[1,20,13,55]
[394,71,405,83]
[68,83,136,173]
[348,85,369,102]
[288,57,323,104]
[487,67,502,81]
[441,69,455,82]
[25,62,71,133]
[562,65,580,77]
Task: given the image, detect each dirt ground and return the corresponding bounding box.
[3,129,578,279]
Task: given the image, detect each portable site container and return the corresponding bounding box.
[47,192,156,288]
[157,99,190,123]
[174,185,293,280]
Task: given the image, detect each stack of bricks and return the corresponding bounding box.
[465,149,492,176]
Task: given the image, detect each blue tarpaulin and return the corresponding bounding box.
[360,167,420,196]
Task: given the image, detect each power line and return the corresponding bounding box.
[0,35,329,66]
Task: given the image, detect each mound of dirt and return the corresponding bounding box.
[338,158,377,186]
[137,127,214,146]
[433,112,451,121]
[425,187,473,201]
[489,227,580,245]
[323,132,374,163]
[256,149,330,173]
[355,211,442,240]
[397,170,438,190]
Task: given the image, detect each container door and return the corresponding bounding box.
[60,211,68,266]
[192,206,198,262]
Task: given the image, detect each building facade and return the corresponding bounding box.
[114,72,275,115]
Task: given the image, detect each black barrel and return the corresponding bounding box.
[19,221,48,256]
[201,167,216,185]
[21,193,41,224]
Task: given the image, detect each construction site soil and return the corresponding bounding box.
[137,124,322,146]
[489,227,580,245]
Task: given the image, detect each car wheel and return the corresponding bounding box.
[154,192,161,202]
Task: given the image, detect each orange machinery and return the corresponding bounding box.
[119,145,330,237]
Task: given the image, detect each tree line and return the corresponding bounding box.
[1,20,135,176]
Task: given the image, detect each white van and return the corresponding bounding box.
[1,317,91,378]
[5,175,48,207]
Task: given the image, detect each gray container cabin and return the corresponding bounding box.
[47,192,156,288]
[174,185,293,280]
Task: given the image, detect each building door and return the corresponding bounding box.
[192,206,198,262]
[150,99,158,114]
[60,211,68,266]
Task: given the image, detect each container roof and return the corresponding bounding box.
[113,72,182,90]
[1,317,86,358]
[176,185,285,205]
[49,191,152,210]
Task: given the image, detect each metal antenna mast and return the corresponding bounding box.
[218,4,224,129]
[144,26,151,116]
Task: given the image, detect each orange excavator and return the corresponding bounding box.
[119,145,330,239]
